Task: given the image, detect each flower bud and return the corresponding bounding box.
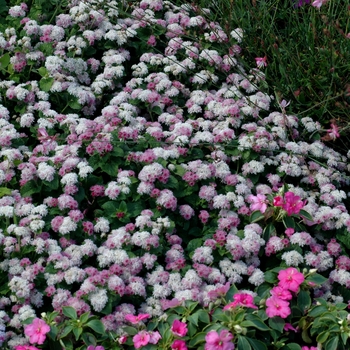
[234,325,243,333]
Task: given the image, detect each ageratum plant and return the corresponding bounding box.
[0,0,350,349]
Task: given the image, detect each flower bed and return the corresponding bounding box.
[0,0,350,349]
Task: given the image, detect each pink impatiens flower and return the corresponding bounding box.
[311,0,327,8]
[15,346,40,350]
[171,339,188,350]
[265,296,291,319]
[223,292,258,310]
[248,194,268,213]
[171,319,188,337]
[205,330,235,350]
[24,318,50,345]
[278,267,305,292]
[273,192,305,216]
[133,330,150,349]
[283,192,306,216]
[326,123,340,140]
[125,313,150,324]
[255,56,267,68]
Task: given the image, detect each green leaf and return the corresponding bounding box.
[68,99,81,110]
[152,106,163,115]
[297,290,311,313]
[38,67,49,77]
[241,318,270,331]
[122,326,138,336]
[62,306,77,320]
[282,215,295,229]
[246,337,268,350]
[20,180,42,197]
[307,305,328,317]
[284,344,302,350]
[100,161,119,176]
[39,77,55,92]
[79,311,90,324]
[0,53,10,69]
[48,325,58,339]
[299,209,313,221]
[264,270,278,284]
[86,319,105,334]
[225,284,239,302]
[188,332,206,347]
[188,313,199,327]
[317,331,330,343]
[268,317,285,333]
[59,337,73,350]
[73,326,83,341]
[81,332,97,346]
[43,174,59,190]
[197,310,210,324]
[212,310,230,323]
[0,0,8,15]
[0,187,11,197]
[257,283,271,299]
[305,273,328,286]
[263,223,276,241]
[174,165,186,176]
[325,336,339,350]
[59,325,74,338]
[127,201,144,217]
[250,210,264,223]
[237,336,252,350]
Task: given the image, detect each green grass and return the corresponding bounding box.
[193,0,350,152]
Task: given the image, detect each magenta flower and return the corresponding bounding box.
[270,286,292,301]
[205,330,234,350]
[125,313,150,324]
[278,267,305,292]
[223,292,257,310]
[24,318,50,345]
[171,339,188,350]
[248,194,268,213]
[283,192,306,216]
[273,196,283,207]
[15,346,40,350]
[284,323,297,332]
[265,296,291,318]
[133,331,151,349]
[87,346,104,350]
[171,319,188,337]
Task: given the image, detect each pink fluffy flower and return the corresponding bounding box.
[24,318,50,345]
[171,319,188,337]
[171,339,188,350]
[247,194,268,213]
[205,330,234,350]
[278,267,305,292]
[265,296,291,318]
[223,292,258,310]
